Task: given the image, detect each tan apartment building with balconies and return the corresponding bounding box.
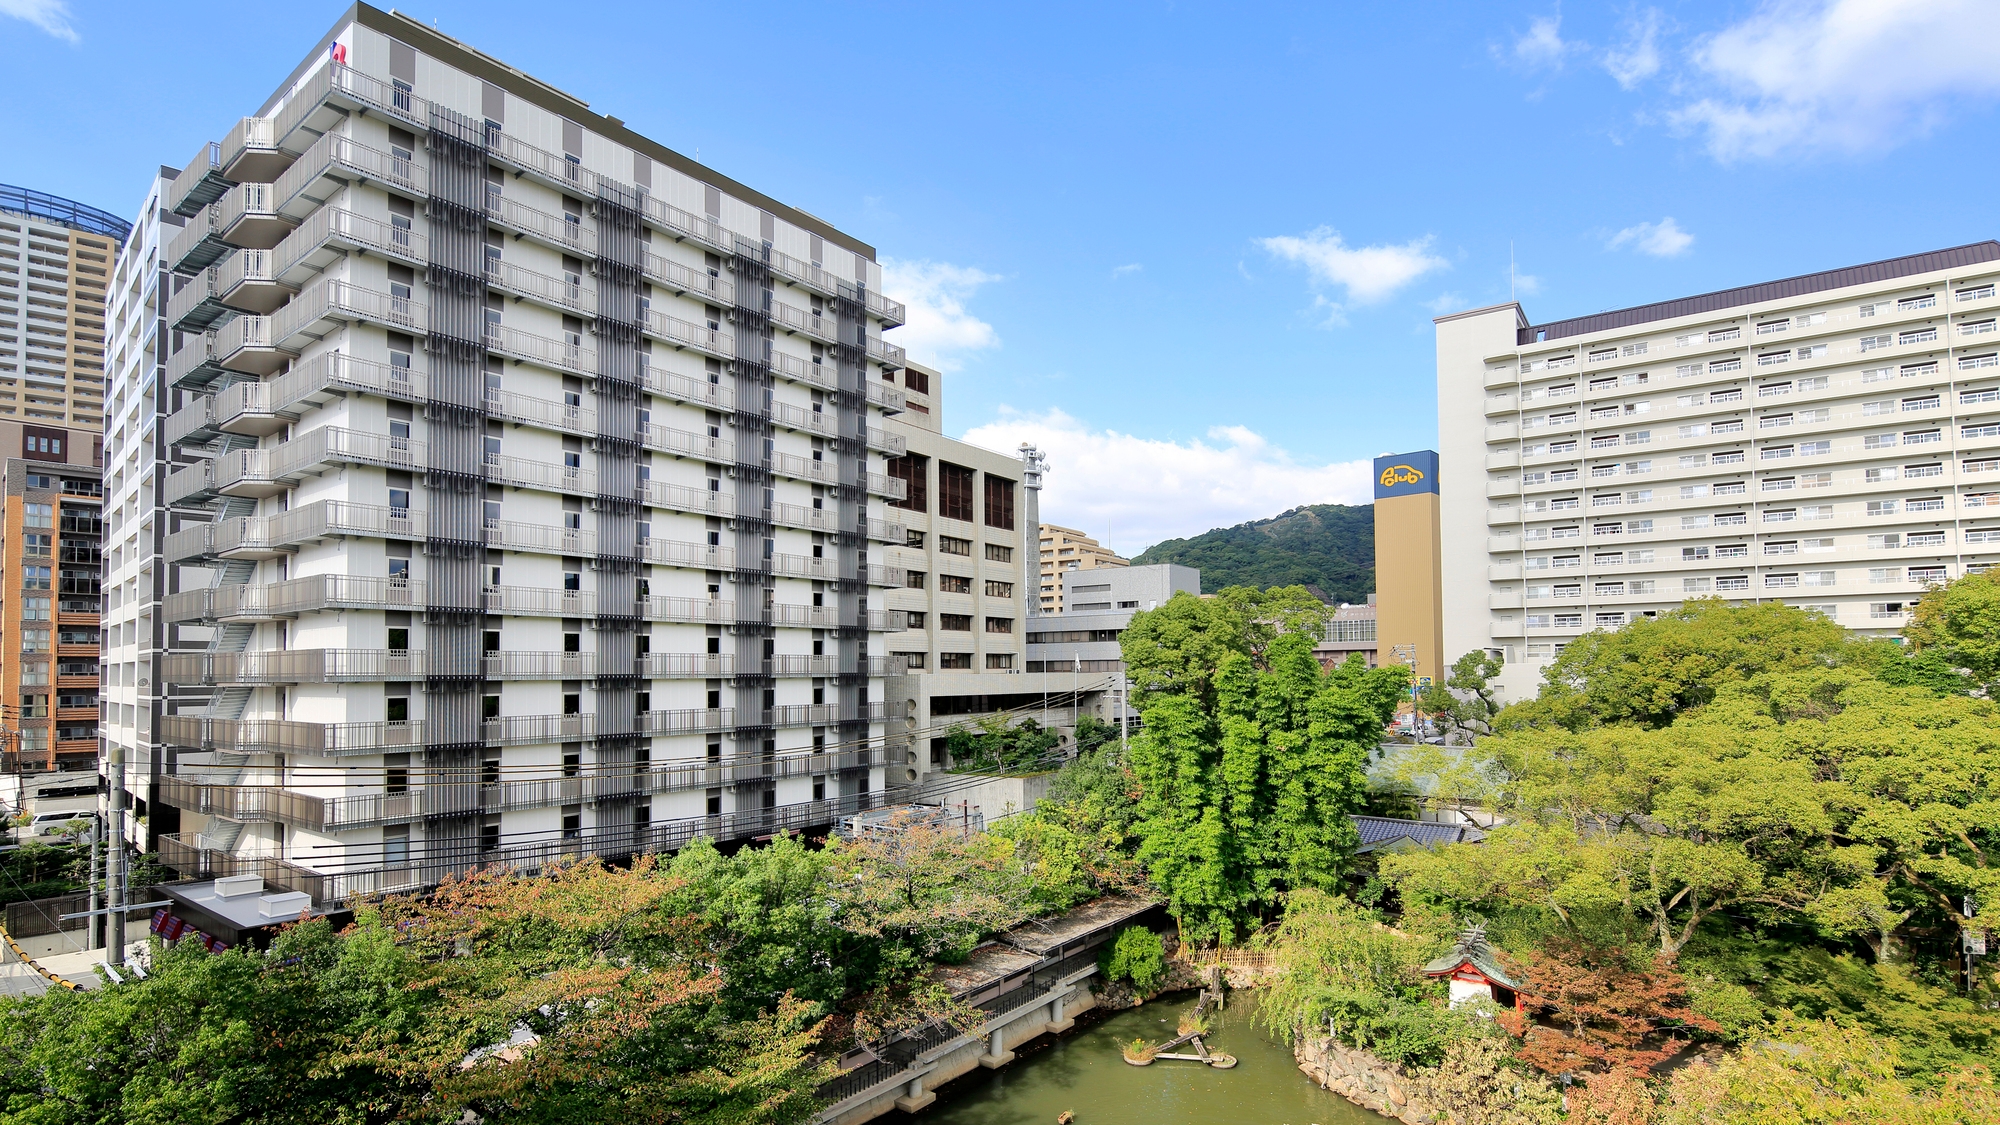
[0,185,127,429]
[1037,522,1127,613]
[130,4,910,903]
[1439,242,2000,701]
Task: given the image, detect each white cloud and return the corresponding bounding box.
[959,408,1373,557]
[1111,263,1143,278]
[1672,0,2000,160]
[1514,273,1543,297]
[1602,8,1662,89]
[881,258,1001,371]
[1512,14,1576,69]
[0,0,78,42]
[1606,217,1694,257]
[1258,227,1448,313]
[1426,292,1467,315]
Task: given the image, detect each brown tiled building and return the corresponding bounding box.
[0,185,128,430]
[0,421,102,777]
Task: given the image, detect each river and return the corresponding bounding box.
[918,991,1389,1125]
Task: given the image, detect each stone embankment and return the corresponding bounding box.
[1295,1036,1437,1125]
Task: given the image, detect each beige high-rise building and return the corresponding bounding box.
[1439,241,2000,701]
[0,185,127,430]
[1037,523,1128,612]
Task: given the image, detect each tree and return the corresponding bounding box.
[1420,649,1505,742]
[1497,937,1718,1077]
[1498,599,1853,732]
[1130,502,1376,604]
[1904,568,2000,695]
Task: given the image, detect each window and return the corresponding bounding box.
[1867,534,1900,550]
[987,653,1015,670]
[22,565,49,590]
[985,617,1014,634]
[1869,568,1902,584]
[1761,445,1794,460]
[1678,423,1707,438]
[984,543,1012,563]
[1905,429,1942,445]
[904,611,926,630]
[1709,328,1741,343]
[1860,333,1891,351]
[1681,546,1710,561]
[1962,353,2000,371]
[938,652,973,669]
[887,453,928,512]
[905,570,926,589]
[1713,420,1745,434]
[983,474,1016,530]
[985,580,1014,598]
[1716,576,1750,592]
[939,613,972,631]
[1710,358,1742,373]
[938,462,976,521]
[1684,577,1711,593]
[939,574,971,594]
[938,535,972,556]
[1764,509,1797,523]
[1800,441,1830,456]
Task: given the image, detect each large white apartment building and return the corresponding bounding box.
[1439,242,2000,699]
[131,5,911,901]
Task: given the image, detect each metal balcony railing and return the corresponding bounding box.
[163,649,426,686]
[214,248,290,310]
[276,279,426,349]
[770,400,839,438]
[274,208,428,285]
[486,451,597,496]
[770,500,845,534]
[214,314,282,374]
[485,519,596,556]
[160,715,425,756]
[643,307,735,360]
[642,253,734,304]
[167,140,228,217]
[773,301,840,345]
[215,182,288,247]
[643,538,735,569]
[272,63,431,156]
[766,248,846,301]
[166,203,231,275]
[486,257,595,315]
[166,330,223,390]
[163,575,427,624]
[865,334,907,369]
[485,193,595,256]
[482,584,597,617]
[640,362,735,410]
[274,133,426,220]
[773,350,840,394]
[642,422,734,462]
[220,114,283,180]
[867,427,908,456]
[164,499,424,564]
[485,323,596,374]
[166,268,231,333]
[642,480,734,517]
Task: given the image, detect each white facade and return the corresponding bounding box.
[103,169,179,850]
[130,8,910,899]
[1439,243,2000,699]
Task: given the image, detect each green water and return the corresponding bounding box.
[919,992,1389,1125]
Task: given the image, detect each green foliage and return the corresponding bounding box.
[1498,597,1853,732]
[1122,592,1406,941]
[1099,925,1166,994]
[0,840,82,908]
[1257,890,1466,1068]
[1419,649,1505,740]
[1131,502,1375,604]
[943,716,1061,773]
[1905,567,2000,695]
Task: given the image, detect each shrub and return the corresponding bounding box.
[1101,925,1167,994]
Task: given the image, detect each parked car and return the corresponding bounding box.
[13,809,95,842]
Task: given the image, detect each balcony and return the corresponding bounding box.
[867,426,909,456]
[773,301,840,345]
[487,451,597,497]
[865,289,907,328]
[769,500,843,534]
[166,204,232,275]
[167,269,233,333]
[486,516,597,556]
[643,307,735,360]
[482,584,597,617]
[642,421,734,462]
[163,395,223,449]
[275,280,425,351]
[865,381,906,414]
[642,480,735,517]
[163,575,427,624]
[164,502,752,568]
[486,193,595,256]
[486,323,596,375]
[774,350,840,394]
[160,714,426,757]
[163,649,426,686]
[216,183,293,249]
[221,114,288,182]
[865,334,906,370]
[642,596,736,625]
[274,132,427,221]
[170,354,414,446]
[766,549,905,585]
[487,257,594,316]
[215,314,285,376]
[766,248,846,301]
[770,400,838,439]
[272,63,431,157]
[274,208,428,286]
[642,363,735,411]
[643,253,734,305]
[166,330,224,391]
[167,140,230,217]
[172,427,422,504]
[214,248,295,314]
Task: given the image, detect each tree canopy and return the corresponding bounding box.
[1131,502,1375,603]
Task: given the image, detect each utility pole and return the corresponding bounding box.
[86,823,100,951]
[108,739,127,967]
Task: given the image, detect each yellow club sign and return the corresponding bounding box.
[1379,463,1425,488]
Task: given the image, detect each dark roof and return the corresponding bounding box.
[1422,926,1520,990]
[0,184,130,243]
[1520,241,2000,345]
[1352,815,1485,853]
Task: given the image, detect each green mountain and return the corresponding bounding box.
[1131,503,1374,604]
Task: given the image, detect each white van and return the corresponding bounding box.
[14,809,95,841]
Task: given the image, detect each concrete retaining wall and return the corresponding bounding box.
[916,772,1054,825]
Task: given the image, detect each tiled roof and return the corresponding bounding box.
[1351,815,1485,853]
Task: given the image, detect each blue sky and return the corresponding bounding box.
[7,1,2000,553]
